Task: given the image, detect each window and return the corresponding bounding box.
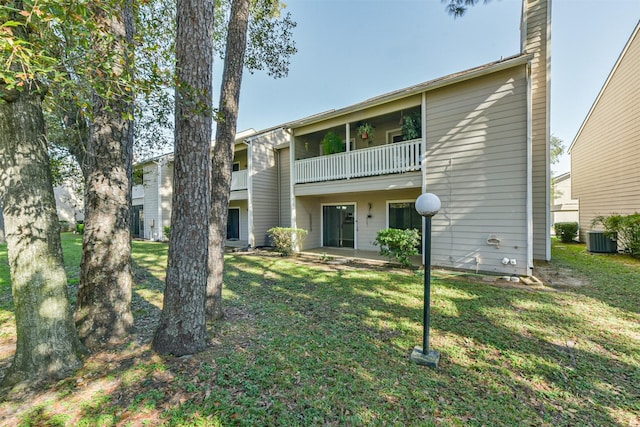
[388,200,422,253]
[388,201,422,230]
[386,128,403,144]
[232,162,240,172]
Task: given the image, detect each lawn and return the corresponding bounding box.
[0,234,638,426]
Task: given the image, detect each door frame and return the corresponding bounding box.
[131,204,144,238]
[320,202,357,249]
[227,207,241,240]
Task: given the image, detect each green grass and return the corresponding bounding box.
[0,235,638,426]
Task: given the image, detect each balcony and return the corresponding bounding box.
[231,169,248,191]
[294,139,422,184]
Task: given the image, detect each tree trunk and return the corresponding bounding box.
[152,0,214,355]
[75,1,135,349]
[207,0,251,320]
[0,201,5,245]
[0,86,86,386]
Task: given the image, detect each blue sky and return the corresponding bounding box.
[227,0,640,176]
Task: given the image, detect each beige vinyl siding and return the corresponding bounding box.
[523,0,551,260]
[54,185,84,224]
[296,189,421,251]
[571,24,640,241]
[161,161,173,230]
[142,163,159,240]
[296,197,321,249]
[140,159,174,240]
[551,173,579,227]
[230,190,248,201]
[426,67,530,275]
[278,147,291,227]
[229,200,249,244]
[250,129,286,247]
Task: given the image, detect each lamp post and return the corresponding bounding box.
[411,193,441,368]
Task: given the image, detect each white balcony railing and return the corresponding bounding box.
[294,139,422,184]
[231,169,248,191]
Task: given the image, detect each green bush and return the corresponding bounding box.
[75,222,84,234]
[592,213,640,257]
[321,131,344,155]
[164,226,171,240]
[373,228,420,267]
[554,222,578,243]
[268,227,308,256]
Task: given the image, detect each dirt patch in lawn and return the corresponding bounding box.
[532,260,589,288]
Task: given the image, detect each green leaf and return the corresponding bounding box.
[2,20,24,28]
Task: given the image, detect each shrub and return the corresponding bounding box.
[268,227,308,256]
[75,222,84,234]
[373,228,421,267]
[164,226,171,240]
[592,213,640,257]
[321,131,344,155]
[554,222,578,243]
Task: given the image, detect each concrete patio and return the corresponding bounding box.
[300,247,422,267]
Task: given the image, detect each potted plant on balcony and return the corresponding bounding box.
[321,131,344,155]
[357,122,374,140]
[402,112,422,141]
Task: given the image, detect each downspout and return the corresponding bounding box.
[287,129,297,250]
[275,147,281,226]
[154,158,164,241]
[421,92,428,265]
[545,0,552,262]
[526,62,534,275]
[245,139,253,248]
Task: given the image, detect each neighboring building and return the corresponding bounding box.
[551,172,579,230]
[134,0,550,277]
[132,128,288,247]
[54,185,84,229]
[0,185,83,239]
[569,21,640,241]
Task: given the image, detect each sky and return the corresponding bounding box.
[223,0,640,176]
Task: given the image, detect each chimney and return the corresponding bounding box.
[521,0,551,261]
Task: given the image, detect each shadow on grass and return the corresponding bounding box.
[1,245,638,425]
[550,241,640,315]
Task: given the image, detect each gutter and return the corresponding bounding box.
[152,158,165,241]
[245,138,254,247]
[526,62,534,274]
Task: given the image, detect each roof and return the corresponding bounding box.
[136,53,532,162]
[568,21,640,153]
[276,53,531,130]
[134,128,258,166]
[552,171,570,183]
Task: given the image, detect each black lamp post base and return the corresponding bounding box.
[410,346,440,368]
